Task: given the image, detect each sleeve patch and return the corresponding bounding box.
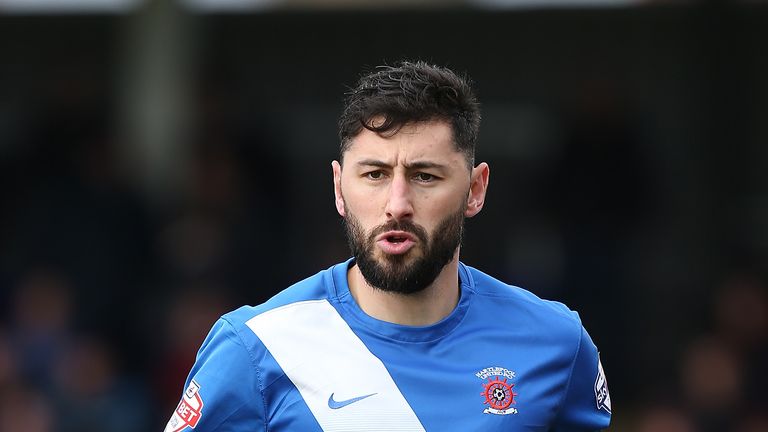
[165,379,205,432]
[594,358,611,413]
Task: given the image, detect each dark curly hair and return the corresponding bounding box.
[338,61,480,167]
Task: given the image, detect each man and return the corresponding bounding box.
[165,61,612,431]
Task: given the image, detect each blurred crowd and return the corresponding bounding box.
[0,81,288,429]
[627,273,768,432]
[0,268,234,431]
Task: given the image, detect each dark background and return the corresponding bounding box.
[1,1,767,431]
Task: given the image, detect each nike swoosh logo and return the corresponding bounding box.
[327,392,377,409]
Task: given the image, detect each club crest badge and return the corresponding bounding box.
[594,357,611,414]
[165,379,204,432]
[476,367,518,415]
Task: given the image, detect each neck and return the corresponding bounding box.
[347,252,461,326]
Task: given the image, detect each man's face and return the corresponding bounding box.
[343,196,466,295]
[332,120,486,295]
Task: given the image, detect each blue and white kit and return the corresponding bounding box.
[165,259,611,431]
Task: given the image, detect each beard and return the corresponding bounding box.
[343,204,465,295]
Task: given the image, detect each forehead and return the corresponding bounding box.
[343,121,463,165]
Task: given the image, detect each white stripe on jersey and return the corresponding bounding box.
[246,299,425,432]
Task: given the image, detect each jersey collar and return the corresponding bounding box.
[328,258,475,343]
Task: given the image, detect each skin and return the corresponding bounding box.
[332,120,490,326]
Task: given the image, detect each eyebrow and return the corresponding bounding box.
[356,159,446,170]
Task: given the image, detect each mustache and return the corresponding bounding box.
[368,220,429,244]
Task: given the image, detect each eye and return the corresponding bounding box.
[414,172,436,182]
[365,170,385,180]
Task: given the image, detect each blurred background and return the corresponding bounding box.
[1,0,767,430]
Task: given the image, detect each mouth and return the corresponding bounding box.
[377,231,416,243]
[375,231,417,255]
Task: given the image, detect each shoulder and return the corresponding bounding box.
[461,264,586,355]
[222,264,337,331]
[463,264,584,333]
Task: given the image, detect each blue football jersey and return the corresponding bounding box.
[165,259,611,431]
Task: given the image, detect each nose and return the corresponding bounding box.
[384,174,414,221]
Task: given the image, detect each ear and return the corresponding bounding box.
[332,160,346,217]
[465,162,489,218]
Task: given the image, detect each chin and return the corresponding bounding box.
[377,251,420,266]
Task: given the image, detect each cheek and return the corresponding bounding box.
[345,196,376,220]
[341,181,383,217]
[417,190,466,220]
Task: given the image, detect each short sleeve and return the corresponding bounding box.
[163,318,266,432]
[551,325,612,431]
